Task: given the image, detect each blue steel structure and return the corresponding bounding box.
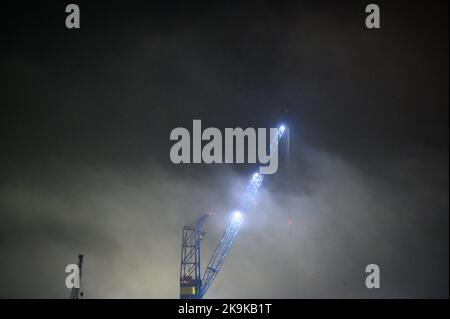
[180,126,285,298]
[179,214,210,298]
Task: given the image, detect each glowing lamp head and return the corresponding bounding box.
[232,210,243,223]
[279,125,286,133]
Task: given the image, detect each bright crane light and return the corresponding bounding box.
[279,125,286,133]
[231,210,243,223]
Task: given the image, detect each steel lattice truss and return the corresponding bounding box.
[199,126,285,297]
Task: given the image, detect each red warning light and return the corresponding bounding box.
[288,219,293,225]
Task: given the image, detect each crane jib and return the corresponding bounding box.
[199,126,285,297]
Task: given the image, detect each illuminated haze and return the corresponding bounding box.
[0,1,448,298]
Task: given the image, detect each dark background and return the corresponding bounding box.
[0,0,448,298]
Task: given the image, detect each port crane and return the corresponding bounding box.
[180,125,285,298]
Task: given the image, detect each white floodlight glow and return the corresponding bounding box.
[279,125,286,133]
[232,210,243,223]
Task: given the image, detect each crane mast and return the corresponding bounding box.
[180,214,210,299]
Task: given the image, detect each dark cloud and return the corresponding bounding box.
[0,0,448,298]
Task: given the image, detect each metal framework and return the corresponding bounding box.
[180,126,285,298]
[180,214,210,298]
[70,254,84,299]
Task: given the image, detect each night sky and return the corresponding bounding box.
[0,0,448,298]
